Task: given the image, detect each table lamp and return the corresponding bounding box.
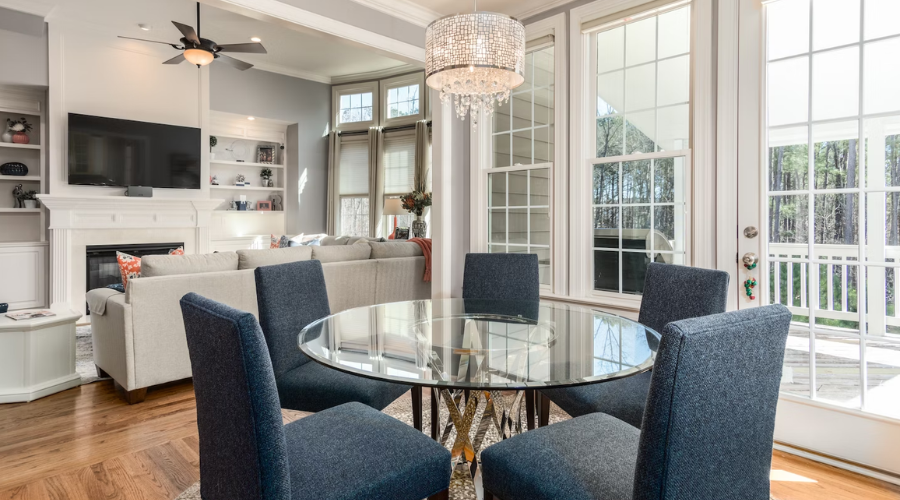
[384,198,407,239]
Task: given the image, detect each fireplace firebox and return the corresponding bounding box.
[85,242,184,315]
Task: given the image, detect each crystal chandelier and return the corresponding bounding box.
[425,2,525,125]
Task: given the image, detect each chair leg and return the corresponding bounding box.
[411,386,423,431]
[538,392,550,427]
[525,390,535,430]
[428,488,449,500]
[430,388,440,441]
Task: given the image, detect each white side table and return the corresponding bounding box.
[0,308,82,403]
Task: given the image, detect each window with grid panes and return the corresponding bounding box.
[339,136,370,237]
[489,45,555,286]
[383,131,416,236]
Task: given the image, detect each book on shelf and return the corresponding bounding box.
[6,310,56,320]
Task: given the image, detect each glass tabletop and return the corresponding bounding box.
[298,299,660,390]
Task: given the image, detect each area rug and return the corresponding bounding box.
[76,325,107,384]
[175,391,573,500]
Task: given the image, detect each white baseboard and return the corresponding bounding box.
[0,373,82,403]
[774,442,900,487]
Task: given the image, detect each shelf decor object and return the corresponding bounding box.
[424,0,525,124]
[257,146,275,164]
[0,162,28,176]
[5,117,33,144]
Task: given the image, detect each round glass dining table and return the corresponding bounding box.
[298,298,660,473]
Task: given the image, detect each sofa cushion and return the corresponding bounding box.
[312,243,372,263]
[142,252,239,277]
[369,242,424,260]
[320,235,385,246]
[237,246,314,270]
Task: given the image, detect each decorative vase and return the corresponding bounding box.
[0,162,28,176]
[23,200,37,209]
[0,130,11,143]
[12,132,29,144]
[411,216,427,238]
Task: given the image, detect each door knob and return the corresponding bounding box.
[742,252,758,270]
[744,226,759,238]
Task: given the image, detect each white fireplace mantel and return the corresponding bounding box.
[38,195,224,311]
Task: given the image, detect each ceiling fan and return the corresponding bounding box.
[118,2,266,71]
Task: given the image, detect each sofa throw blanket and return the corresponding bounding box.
[86,288,123,316]
[409,237,432,282]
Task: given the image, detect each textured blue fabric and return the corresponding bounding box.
[482,413,639,500]
[541,263,730,427]
[462,253,540,301]
[255,260,411,412]
[481,305,791,500]
[285,402,451,499]
[255,260,331,377]
[278,359,412,413]
[180,293,291,500]
[180,294,452,500]
[106,283,125,293]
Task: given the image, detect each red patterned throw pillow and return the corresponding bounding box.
[116,247,185,288]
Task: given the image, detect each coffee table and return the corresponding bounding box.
[299,298,660,476]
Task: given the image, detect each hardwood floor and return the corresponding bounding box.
[0,380,897,500]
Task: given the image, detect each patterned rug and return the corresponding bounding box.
[76,325,107,384]
[175,391,573,500]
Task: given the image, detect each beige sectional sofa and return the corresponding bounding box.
[87,241,428,403]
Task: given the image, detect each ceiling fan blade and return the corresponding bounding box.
[118,36,181,49]
[216,54,253,71]
[216,42,267,54]
[172,21,200,45]
[163,53,186,65]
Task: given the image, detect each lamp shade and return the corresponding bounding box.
[384,198,407,216]
[184,48,215,66]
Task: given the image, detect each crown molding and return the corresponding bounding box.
[0,0,55,19]
[331,63,420,85]
[515,0,577,22]
[347,0,440,28]
[249,62,332,85]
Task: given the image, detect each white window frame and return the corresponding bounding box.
[381,73,426,127]
[336,134,370,235]
[568,0,715,310]
[332,82,379,132]
[382,128,418,236]
[471,13,568,296]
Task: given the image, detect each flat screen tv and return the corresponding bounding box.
[67,113,201,189]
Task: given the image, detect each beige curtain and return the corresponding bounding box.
[326,131,340,235]
[367,127,385,237]
[414,120,431,192]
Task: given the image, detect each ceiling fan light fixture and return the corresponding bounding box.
[184,48,214,66]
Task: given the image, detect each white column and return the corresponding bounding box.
[867,119,887,337]
[49,228,71,309]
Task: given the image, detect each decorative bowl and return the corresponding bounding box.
[0,162,28,176]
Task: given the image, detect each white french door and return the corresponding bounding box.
[733,0,900,477]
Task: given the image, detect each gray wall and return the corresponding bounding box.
[210,63,331,234]
[0,8,48,87]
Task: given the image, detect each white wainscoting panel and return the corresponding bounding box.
[0,242,48,310]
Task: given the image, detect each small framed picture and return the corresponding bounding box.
[257,146,275,164]
[256,200,272,211]
[394,227,410,240]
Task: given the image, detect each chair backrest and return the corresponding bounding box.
[633,305,792,500]
[462,253,540,301]
[255,260,331,377]
[180,293,290,500]
[637,262,730,335]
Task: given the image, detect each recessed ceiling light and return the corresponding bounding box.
[138,24,152,31]
[247,116,256,121]
[250,37,262,42]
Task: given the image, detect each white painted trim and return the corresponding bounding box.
[773,442,900,486]
[0,0,55,18]
[205,0,426,65]
[692,0,717,272]
[432,93,454,299]
[347,0,441,28]
[0,374,82,404]
[251,63,332,85]
[331,64,421,86]
[717,0,739,309]
[515,0,580,21]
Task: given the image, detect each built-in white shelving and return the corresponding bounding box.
[210,185,285,193]
[0,142,41,150]
[0,208,41,213]
[211,160,284,169]
[0,175,41,182]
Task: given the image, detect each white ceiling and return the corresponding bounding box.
[20,0,411,82]
[350,0,575,26]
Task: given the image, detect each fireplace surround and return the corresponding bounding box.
[84,242,184,314]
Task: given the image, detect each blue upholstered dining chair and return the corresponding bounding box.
[540,262,730,427]
[481,305,792,500]
[180,292,451,500]
[254,260,412,412]
[462,253,540,301]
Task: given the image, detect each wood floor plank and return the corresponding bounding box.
[0,378,896,500]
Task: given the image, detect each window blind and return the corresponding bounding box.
[383,132,416,194]
[339,138,369,195]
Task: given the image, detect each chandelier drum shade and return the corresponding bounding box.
[425,11,525,124]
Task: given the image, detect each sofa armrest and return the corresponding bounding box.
[91,293,135,389]
[125,270,259,389]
